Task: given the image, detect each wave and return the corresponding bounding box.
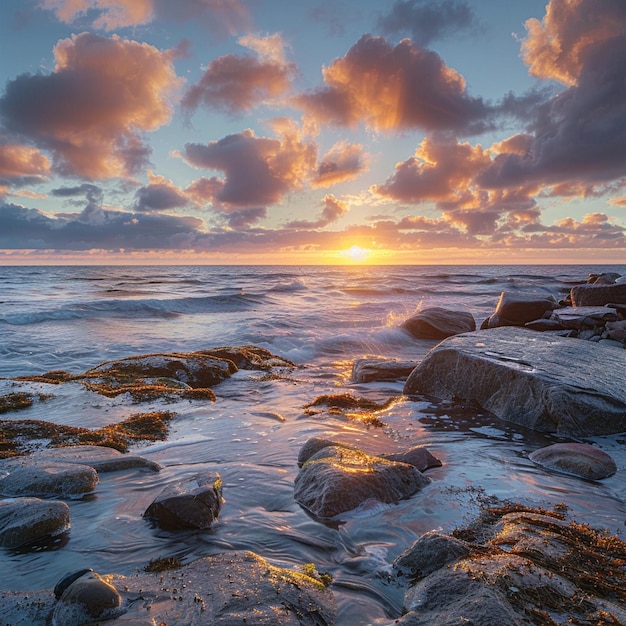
[0,292,265,325]
[268,279,308,293]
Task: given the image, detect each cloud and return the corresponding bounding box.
[40,0,251,34]
[312,141,369,187]
[0,144,51,187]
[284,194,349,229]
[377,0,482,46]
[293,34,489,133]
[479,1,626,192]
[181,121,317,208]
[522,0,626,86]
[0,32,182,179]
[182,34,295,115]
[133,172,189,212]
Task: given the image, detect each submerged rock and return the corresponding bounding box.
[294,441,432,519]
[352,357,419,383]
[0,497,70,548]
[529,443,617,480]
[481,292,558,329]
[144,471,223,530]
[403,327,626,436]
[0,461,98,497]
[401,307,476,340]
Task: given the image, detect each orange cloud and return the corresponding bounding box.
[522,0,626,85]
[284,194,349,229]
[312,141,369,187]
[0,33,182,179]
[41,0,251,34]
[182,35,295,114]
[0,144,51,182]
[294,34,488,133]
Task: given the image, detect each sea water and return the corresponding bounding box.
[0,264,624,624]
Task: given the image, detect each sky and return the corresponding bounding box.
[0,0,625,265]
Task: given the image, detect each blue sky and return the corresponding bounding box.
[1,0,625,264]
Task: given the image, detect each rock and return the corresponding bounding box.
[294,444,431,519]
[28,445,161,473]
[297,437,356,467]
[352,357,419,383]
[524,318,565,331]
[54,569,94,599]
[0,551,337,625]
[382,446,442,472]
[0,461,98,497]
[571,282,626,307]
[393,531,470,579]
[403,327,626,436]
[196,345,295,370]
[482,292,558,329]
[588,272,621,284]
[529,443,617,480]
[144,471,223,530]
[52,570,123,626]
[0,497,70,548]
[87,352,235,389]
[401,307,476,340]
[551,306,618,329]
[606,320,626,342]
[395,506,626,626]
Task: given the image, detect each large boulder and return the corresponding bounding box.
[403,327,626,436]
[402,307,476,340]
[143,471,223,530]
[0,497,70,548]
[481,292,558,329]
[294,442,431,519]
[571,282,626,306]
[529,443,617,480]
[0,461,98,497]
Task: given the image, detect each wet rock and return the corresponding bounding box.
[481,292,558,329]
[606,319,626,343]
[524,318,566,331]
[551,306,618,330]
[0,461,98,497]
[196,345,295,370]
[28,445,161,473]
[294,443,431,519]
[87,352,235,389]
[297,437,356,467]
[0,497,70,548]
[394,506,626,626]
[529,443,617,480]
[144,471,223,530]
[0,551,337,625]
[54,568,94,599]
[352,357,419,383]
[571,282,626,306]
[588,272,621,285]
[403,327,626,436]
[382,446,442,472]
[52,570,123,626]
[393,531,470,579]
[401,307,476,340]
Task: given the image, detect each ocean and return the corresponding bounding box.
[1,264,625,624]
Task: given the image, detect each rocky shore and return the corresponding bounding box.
[1,273,625,624]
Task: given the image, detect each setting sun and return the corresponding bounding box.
[344,245,369,263]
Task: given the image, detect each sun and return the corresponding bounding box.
[345,245,369,263]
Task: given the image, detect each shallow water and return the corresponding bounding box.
[1,264,625,624]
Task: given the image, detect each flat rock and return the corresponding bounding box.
[401,307,475,340]
[294,443,431,519]
[571,282,626,306]
[0,551,337,625]
[0,497,70,548]
[606,320,626,342]
[0,461,98,497]
[551,306,618,329]
[403,327,626,436]
[529,443,617,480]
[482,292,558,329]
[352,357,419,383]
[28,445,161,473]
[144,471,223,530]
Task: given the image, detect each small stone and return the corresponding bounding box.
[402,307,476,340]
[0,498,70,549]
[529,443,617,480]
